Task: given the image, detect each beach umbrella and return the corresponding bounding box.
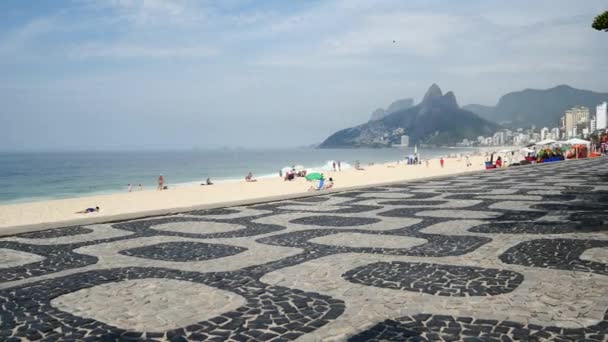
[414,144,418,154]
[305,173,323,181]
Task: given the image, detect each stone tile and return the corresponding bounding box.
[0,248,45,268]
[50,279,246,332]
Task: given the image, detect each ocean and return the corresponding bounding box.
[0,147,477,204]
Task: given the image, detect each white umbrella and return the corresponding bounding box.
[565,138,590,147]
[535,139,556,145]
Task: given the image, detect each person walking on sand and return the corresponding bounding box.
[138,184,142,191]
[440,157,444,168]
[332,161,336,171]
[465,155,471,167]
[127,183,132,192]
[337,161,341,171]
[157,174,164,190]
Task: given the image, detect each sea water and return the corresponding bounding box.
[0,147,477,204]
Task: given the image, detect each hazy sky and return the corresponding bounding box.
[1,0,607,150]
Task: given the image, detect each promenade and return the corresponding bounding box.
[1,157,607,341]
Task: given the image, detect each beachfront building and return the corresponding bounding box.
[551,127,561,140]
[400,135,409,147]
[597,102,608,131]
[540,127,549,141]
[591,117,597,133]
[563,106,590,138]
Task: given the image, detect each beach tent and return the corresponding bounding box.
[520,147,535,153]
[565,138,591,147]
[535,139,556,145]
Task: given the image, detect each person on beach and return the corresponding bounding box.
[324,177,334,189]
[127,184,132,192]
[138,184,142,191]
[465,155,471,167]
[337,161,341,171]
[206,178,213,185]
[425,159,429,168]
[157,174,164,190]
[245,172,257,182]
[76,206,99,214]
[440,157,444,168]
[496,156,503,168]
[332,161,336,171]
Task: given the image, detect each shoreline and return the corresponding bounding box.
[0,153,507,235]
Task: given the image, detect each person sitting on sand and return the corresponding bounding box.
[324,177,334,190]
[354,161,365,170]
[76,206,99,214]
[245,172,257,182]
[308,178,325,191]
[206,178,213,185]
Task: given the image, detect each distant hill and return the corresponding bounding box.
[462,104,495,121]
[369,98,414,122]
[319,84,499,148]
[464,85,608,128]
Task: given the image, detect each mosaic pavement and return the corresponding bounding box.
[1,158,608,341]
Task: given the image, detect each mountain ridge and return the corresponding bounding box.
[464,85,608,127]
[319,84,499,148]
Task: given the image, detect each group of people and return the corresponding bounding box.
[308,177,334,191]
[127,183,143,192]
[331,161,342,171]
[281,167,306,181]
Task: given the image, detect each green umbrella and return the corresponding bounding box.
[305,173,323,181]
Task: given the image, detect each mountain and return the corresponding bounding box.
[464,85,608,127]
[369,108,386,122]
[320,84,500,148]
[462,104,495,121]
[369,98,414,122]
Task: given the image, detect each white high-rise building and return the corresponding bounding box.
[540,127,549,140]
[551,127,561,140]
[400,135,409,147]
[591,117,597,133]
[564,106,590,137]
[597,102,608,130]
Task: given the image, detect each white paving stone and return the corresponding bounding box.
[415,209,502,219]
[0,248,45,268]
[51,279,246,332]
[151,221,246,235]
[309,233,427,249]
[580,247,608,264]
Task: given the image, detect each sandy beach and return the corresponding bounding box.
[0,155,488,233]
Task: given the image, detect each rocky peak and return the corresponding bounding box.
[369,108,386,122]
[442,91,459,109]
[422,83,443,103]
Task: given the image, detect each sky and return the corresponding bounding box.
[1,0,607,151]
